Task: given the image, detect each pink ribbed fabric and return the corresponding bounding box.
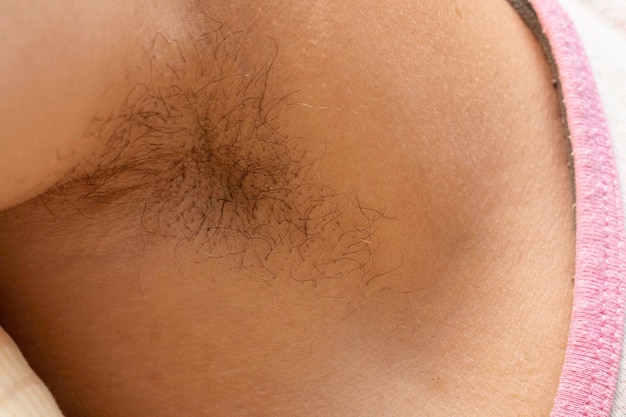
[528,1,626,416]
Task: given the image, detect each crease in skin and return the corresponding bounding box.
[29,18,395,287]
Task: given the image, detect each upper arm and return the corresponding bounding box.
[0,0,181,210]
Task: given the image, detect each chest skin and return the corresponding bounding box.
[0,0,574,416]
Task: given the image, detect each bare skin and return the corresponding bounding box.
[0,0,574,416]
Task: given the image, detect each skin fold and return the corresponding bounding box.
[0,0,574,416]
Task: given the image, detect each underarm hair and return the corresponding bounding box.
[44,19,390,285]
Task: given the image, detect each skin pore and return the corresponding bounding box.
[0,0,574,416]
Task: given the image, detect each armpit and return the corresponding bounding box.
[35,18,391,287]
